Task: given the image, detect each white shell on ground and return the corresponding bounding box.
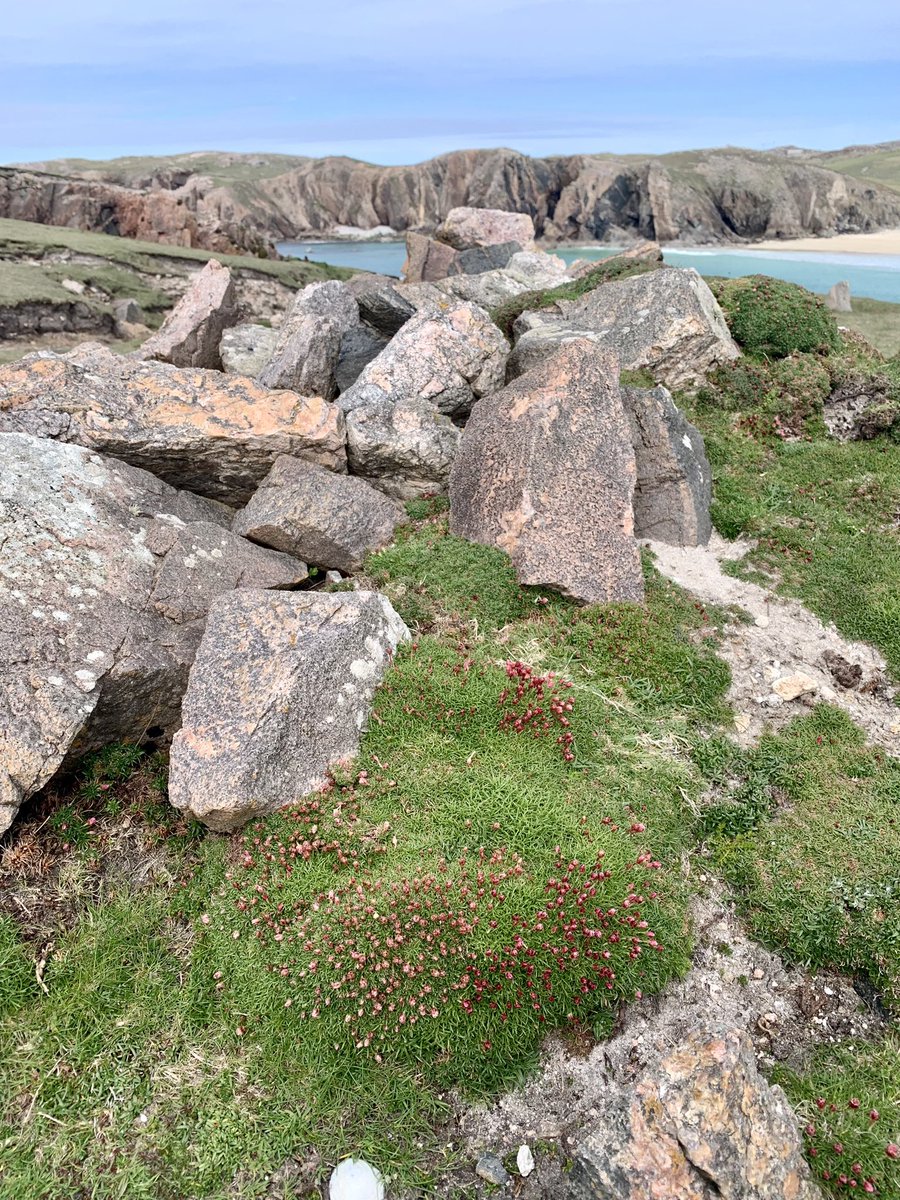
[517,1144,536,1177]
[329,1157,385,1200]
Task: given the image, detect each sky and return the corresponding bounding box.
[2,0,899,164]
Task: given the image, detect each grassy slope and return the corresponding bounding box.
[0,217,352,287]
[838,297,900,357]
[809,147,900,195]
[1,273,900,1198]
[0,526,735,1197]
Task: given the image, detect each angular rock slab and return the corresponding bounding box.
[233,455,403,573]
[511,268,740,389]
[402,232,461,283]
[257,280,360,399]
[137,259,238,369]
[168,589,409,831]
[345,273,416,336]
[0,433,306,834]
[0,344,346,505]
[436,206,536,251]
[449,340,643,604]
[338,300,507,418]
[622,385,712,547]
[337,299,508,496]
[567,1026,820,1200]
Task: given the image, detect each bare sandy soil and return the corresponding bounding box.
[744,229,900,255]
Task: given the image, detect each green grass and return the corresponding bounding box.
[490,255,659,339]
[702,707,900,1009]
[0,261,82,308]
[713,276,841,359]
[775,1035,900,1197]
[837,296,900,358]
[811,147,900,195]
[0,217,352,287]
[684,357,900,678]
[0,523,733,1197]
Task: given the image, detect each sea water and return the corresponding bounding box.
[278,239,900,303]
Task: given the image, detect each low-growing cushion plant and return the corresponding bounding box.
[700,706,900,1010]
[0,521,732,1196]
[774,1035,900,1198]
[713,275,840,359]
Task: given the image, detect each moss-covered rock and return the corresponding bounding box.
[713,275,840,359]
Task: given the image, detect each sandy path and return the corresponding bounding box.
[648,534,899,753]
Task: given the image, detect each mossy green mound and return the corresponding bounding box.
[713,275,840,358]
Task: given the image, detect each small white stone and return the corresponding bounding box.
[772,672,818,702]
[517,1144,535,1177]
[328,1158,385,1200]
[754,613,770,628]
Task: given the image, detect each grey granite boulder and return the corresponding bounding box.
[220,322,278,376]
[337,300,508,496]
[345,273,416,336]
[137,259,238,370]
[623,385,712,546]
[826,280,852,312]
[511,268,740,389]
[233,455,403,572]
[436,269,529,309]
[567,1026,820,1200]
[335,324,390,394]
[450,339,643,604]
[257,280,360,398]
[168,589,409,830]
[0,433,306,834]
[824,370,900,440]
[0,343,346,505]
[436,206,536,252]
[448,241,522,275]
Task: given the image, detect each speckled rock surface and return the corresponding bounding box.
[622,384,712,546]
[0,343,346,505]
[335,324,390,394]
[449,340,643,604]
[233,455,402,572]
[0,433,305,835]
[567,1026,821,1200]
[345,273,416,336]
[436,206,536,251]
[220,322,278,376]
[511,268,740,389]
[403,232,460,283]
[168,589,409,830]
[337,300,507,495]
[257,280,360,399]
[137,258,238,369]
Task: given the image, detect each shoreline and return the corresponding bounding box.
[283,228,900,258]
[679,229,900,257]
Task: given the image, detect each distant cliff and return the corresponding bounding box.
[7,144,900,255]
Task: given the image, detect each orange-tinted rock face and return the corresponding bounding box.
[137,259,239,369]
[450,339,644,605]
[568,1026,821,1200]
[0,345,346,504]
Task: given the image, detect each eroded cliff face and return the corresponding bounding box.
[6,146,900,252]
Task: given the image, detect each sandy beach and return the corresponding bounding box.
[741,229,900,256]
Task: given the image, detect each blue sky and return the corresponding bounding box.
[2,0,899,163]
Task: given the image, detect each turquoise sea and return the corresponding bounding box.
[278,239,900,304]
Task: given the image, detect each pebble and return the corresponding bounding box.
[754,613,770,628]
[772,672,818,701]
[475,1153,509,1186]
[329,1158,385,1200]
[325,570,343,584]
[517,1145,535,1177]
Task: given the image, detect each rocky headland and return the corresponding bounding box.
[6,141,900,255]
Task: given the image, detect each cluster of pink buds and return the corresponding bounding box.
[498,661,576,762]
[801,1099,895,1194]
